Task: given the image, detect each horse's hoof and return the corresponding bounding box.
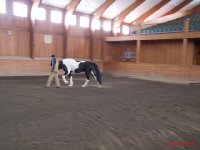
[64,81,69,84]
[97,85,102,88]
[81,85,87,88]
[96,83,102,88]
[68,84,73,87]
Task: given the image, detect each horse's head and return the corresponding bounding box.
[58,60,69,76]
[58,60,63,70]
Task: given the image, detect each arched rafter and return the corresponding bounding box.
[91,0,115,32]
[114,0,145,28]
[62,0,81,58]
[163,0,193,16]
[140,3,200,26]
[30,0,41,26]
[64,0,81,29]
[145,10,193,25]
[132,0,171,25]
[88,0,115,60]
[93,0,115,20]
[30,0,41,58]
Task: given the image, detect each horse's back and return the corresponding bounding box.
[62,58,80,72]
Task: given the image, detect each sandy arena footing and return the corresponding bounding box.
[0,74,199,150]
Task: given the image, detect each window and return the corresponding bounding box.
[92,20,100,30]
[70,15,76,25]
[80,16,89,28]
[113,27,120,34]
[50,10,62,23]
[0,0,6,14]
[64,13,76,26]
[13,2,27,17]
[103,20,111,31]
[122,25,129,35]
[96,20,100,30]
[36,7,46,20]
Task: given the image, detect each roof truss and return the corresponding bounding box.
[114,0,145,27]
[162,0,193,16]
[132,0,170,25]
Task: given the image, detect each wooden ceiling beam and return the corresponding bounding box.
[64,0,81,29]
[132,0,171,25]
[162,0,193,16]
[90,0,115,33]
[66,0,80,12]
[114,0,145,27]
[89,0,115,60]
[142,4,200,25]
[30,0,41,59]
[144,9,193,25]
[62,0,80,58]
[92,0,115,20]
[192,4,200,13]
[30,0,41,26]
[141,5,200,25]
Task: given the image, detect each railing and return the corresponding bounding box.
[130,13,200,35]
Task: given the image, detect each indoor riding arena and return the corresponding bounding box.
[0,0,200,150]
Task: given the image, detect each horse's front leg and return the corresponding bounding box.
[68,73,73,87]
[62,75,69,84]
[61,65,69,84]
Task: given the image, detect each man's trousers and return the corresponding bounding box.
[46,72,60,87]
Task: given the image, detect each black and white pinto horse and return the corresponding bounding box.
[58,58,102,88]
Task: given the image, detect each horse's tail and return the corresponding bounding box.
[92,63,102,85]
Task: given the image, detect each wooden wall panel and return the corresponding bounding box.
[34,33,63,58]
[103,42,114,62]
[102,30,112,37]
[104,62,200,80]
[0,0,30,30]
[0,15,30,31]
[140,40,182,64]
[92,30,103,60]
[93,39,102,60]
[35,21,63,35]
[0,59,50,76]
[18,30,30,56]
[104,41,136,62]
[35,5,64,35]
[0,28,30,56]
[33,5,64,58]
[193,40,200,65]
[0,0,30,57]
[186,40,194,65]
[67,37,89,59]
[68,26,90,39]
[93,30,102,39]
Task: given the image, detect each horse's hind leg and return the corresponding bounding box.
[90,68,101,87]
[81,70,90,87]
[90,70,97,81]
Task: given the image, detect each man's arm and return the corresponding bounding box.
[51,58,56,71]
